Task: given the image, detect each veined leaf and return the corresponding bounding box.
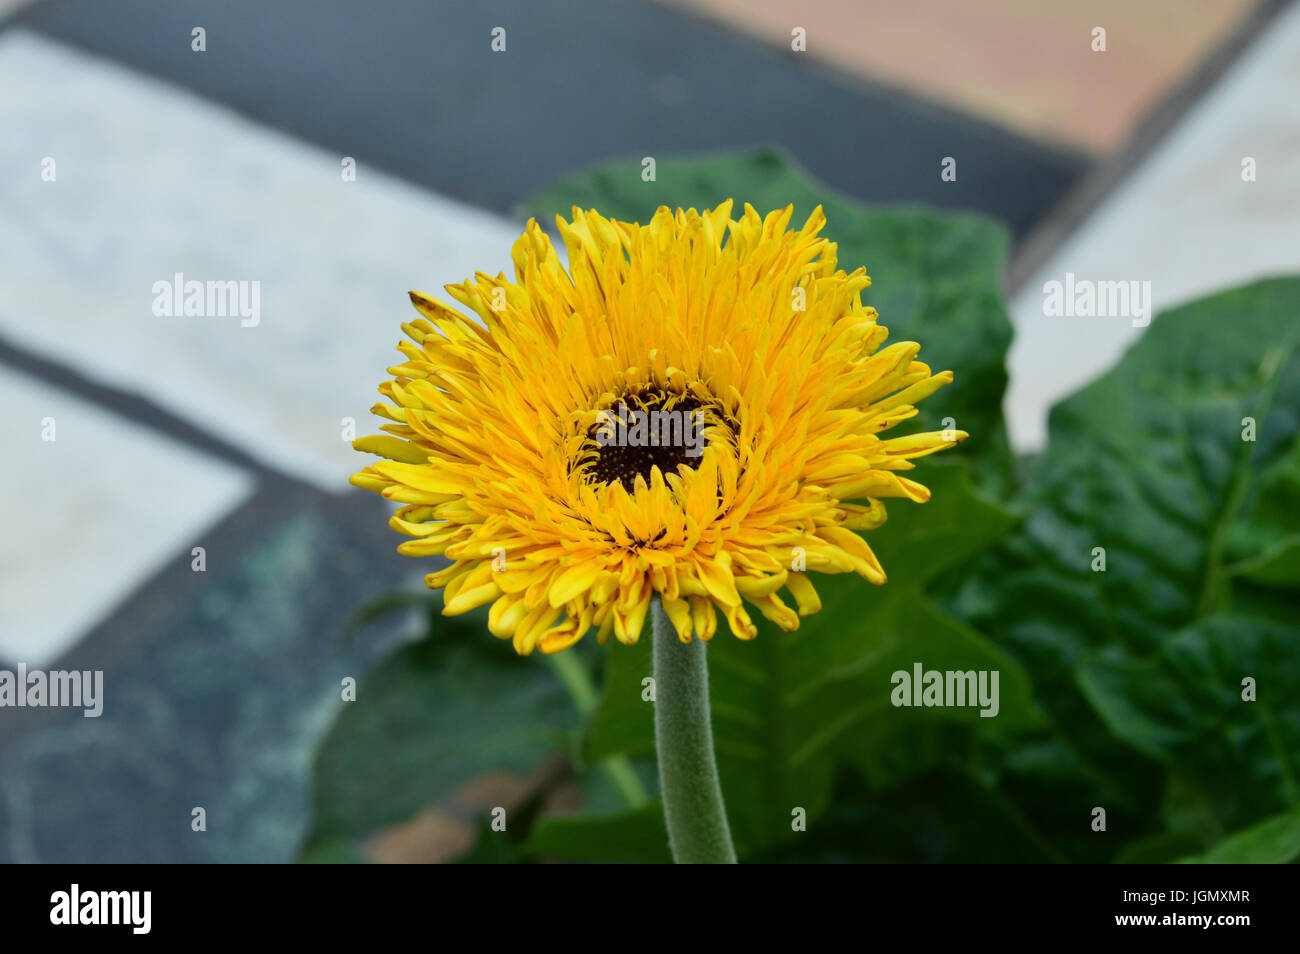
[956,277,1300,856]
[1080,616,1300,842]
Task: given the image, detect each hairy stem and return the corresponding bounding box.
[652,600,737,863]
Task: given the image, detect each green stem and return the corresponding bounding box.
[547,650,650,809]
[652,600,737,863]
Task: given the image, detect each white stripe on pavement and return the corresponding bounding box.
[0,367,253,666]
[0,30,522,491]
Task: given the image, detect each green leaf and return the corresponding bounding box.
[522,801,672,863]
[1177,805,1300,864]
[586,630,655,762]
[868,459,1017,585]
[1225,440,1300,585]
[522,148,1016,493]
[1080,616,1300,841]
[299,616,579,863]
[1235,539,1300,585]
[956,277,1300,855]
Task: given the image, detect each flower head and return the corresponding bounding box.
[352,202,966,654]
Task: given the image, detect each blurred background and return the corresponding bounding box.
[0,0,1296,861]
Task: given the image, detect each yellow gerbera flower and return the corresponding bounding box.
[351,202,966,655]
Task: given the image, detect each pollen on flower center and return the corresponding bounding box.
[579,387,725,491]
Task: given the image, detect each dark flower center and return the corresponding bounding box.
[582,387,715,491]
